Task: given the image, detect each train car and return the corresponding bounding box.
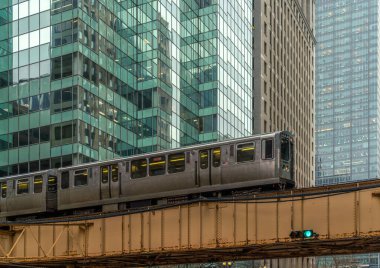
[56,131,294,212]
[0,170,58,219]
[0,131,294,219]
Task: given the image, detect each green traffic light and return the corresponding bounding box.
[303,230,313,238]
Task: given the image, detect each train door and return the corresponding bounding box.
[46,175,58,211]
[198,147,222,186]
[100,164,120,199]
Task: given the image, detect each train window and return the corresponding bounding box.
[149,156,166,176]
[61,171,69,189]
[212,148,221,167]
[17,179,29,195]
[237,143,255,162]
[74,169,88,186]
[281,139,290,161]
[1,182,7,198]
[262,139,273,159]
[131,159,147,179]
[34,176,43,193]
[101,166,109,183]
[200,150,208,169]
[111,164,118,182]
[48,176,57,192]
[168,153,185,173]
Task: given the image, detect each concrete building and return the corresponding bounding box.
[252,0,316,188]
[251,0,316,267]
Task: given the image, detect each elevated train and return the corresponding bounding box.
[0,131,294,220]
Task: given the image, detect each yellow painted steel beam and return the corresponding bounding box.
[1,180,380,266]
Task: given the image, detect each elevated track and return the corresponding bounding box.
[1,180,380,266]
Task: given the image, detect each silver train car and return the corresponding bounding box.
[0,131,294,219]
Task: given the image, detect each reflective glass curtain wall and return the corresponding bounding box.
[316,0,380,185]
[0,0,253,176]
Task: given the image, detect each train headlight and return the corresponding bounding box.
[282,164,289,172]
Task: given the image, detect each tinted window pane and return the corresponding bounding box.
[200,150,208,169]
[40,126,50,142]
[1,182,7,198]
[30,95,39,112]
[40,159,50,170]
[168,153,185,173]
[48,176,57,192]
[17,179,29,194]
[54,125,61,141]
[19,97,29,115]
[30,128,39,144]
[0,134,8,151]
[281,139,290,161]
[0,71,8,88]
[30,160,39,172]
[111,164,118,182]
[101,166,108,183]
[62,124,73,139]
[12,132,18,148]
[52,90,61,112]
[74,169,87,186]
[40,93,50,110]
[212,148,221,167]
[12,101,18,116]
[62,155,72,167]
[52,57,61,80]
[62,87,73,111]
[19,130,28,146]
[19,162,28,173]
[149,156,165,176]
[262,139,273,159]
[34,175,43,193]
[237,143,255,162]
[131,159,147,179]
[62,54,72,78]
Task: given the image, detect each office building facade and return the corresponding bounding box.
[0,0,253,176]
[316,0,380,186]
[316,0,380,267]
[253,0,316,188]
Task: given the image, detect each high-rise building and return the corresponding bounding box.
[251,0,315,267]
[0,0,253,176]
[316,0,380,186]
[316,0,379,267]
[253,0,316,188]
[316,0,380,185]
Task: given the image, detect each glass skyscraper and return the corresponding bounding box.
[316,0,380,186]
[0,0,252,176]
[316,0,380,267]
